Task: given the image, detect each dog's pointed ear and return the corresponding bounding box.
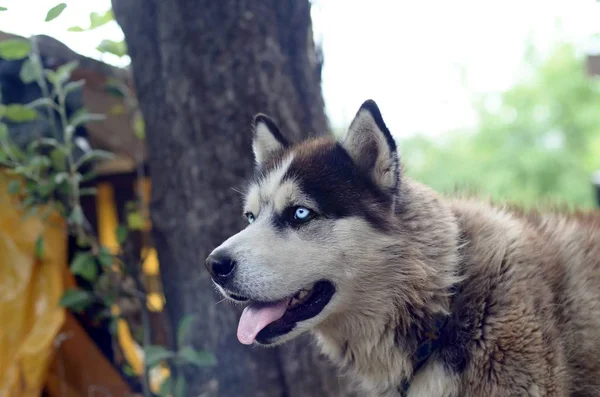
[341,100,400,195]
[252,114,289,165]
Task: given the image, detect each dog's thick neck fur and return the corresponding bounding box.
[314,178,462,395]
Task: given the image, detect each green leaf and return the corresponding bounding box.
[174,376,187,397]
[69,205,84,226]
[133,112,145,140]
[0,7,7,11]
[50,149,67,171]
[68,109,106,129]
[144,345,174,368]
[64,79,85,95]
[158,378,172,397]
[67,26,85,32]
[74,149,114,169]
[177,314,195,347]
[71,251,94,271]
[97,246,113,268]
[35,235,44,259]
[127,211,145,230]
[37,181,55,197]
[116,225,128,245]
[178,346,216,368]
[30,155,51,170]
[122,363,136,378]
[109,103,125,115]
[0,122,7,141]
[45,3,67,22]
[26,139,38,155]
[7,180,21,195]
[55,61,79,85]
[80,170,98,183]
[89,10,114,29]
[53,172,69,185]
[24,179,37,193]
[13,164,35,177]
[71,252,97,281]
[20,58,42,84]
[44,69,58,86]
[0,39,31,60]
[59,289,94,312]
[75,233,90,248]
[26,97,54,109]
[4,104,37,122]
[96,39,127,58]
[64,125,75,143]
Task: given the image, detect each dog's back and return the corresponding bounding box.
[449,199,600,396]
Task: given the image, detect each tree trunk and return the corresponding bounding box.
[112,0,356,395]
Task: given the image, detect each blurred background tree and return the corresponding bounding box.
[402,42,600,209]
[111,0,355,396]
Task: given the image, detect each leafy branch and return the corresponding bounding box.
[0,3,214,397]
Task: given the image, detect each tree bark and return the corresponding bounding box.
[112,0,356,395]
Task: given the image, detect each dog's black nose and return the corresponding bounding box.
[205,253,236,283]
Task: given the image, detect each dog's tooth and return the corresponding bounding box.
[289,297,299,307]
[287,287,315,308]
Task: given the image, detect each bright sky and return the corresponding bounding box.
[1,0,599,139]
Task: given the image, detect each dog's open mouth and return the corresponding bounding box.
[235,280,335,345]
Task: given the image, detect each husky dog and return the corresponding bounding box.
[205,100,600,397]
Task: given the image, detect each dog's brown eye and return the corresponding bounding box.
[245,212,256,224]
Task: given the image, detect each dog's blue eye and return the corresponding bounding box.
[294,207,311,220]
[245,212,255,224]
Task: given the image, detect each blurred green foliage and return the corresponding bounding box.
[401,43,600,209]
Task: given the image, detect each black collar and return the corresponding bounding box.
[397,314,449,396]
[397,279,458,397]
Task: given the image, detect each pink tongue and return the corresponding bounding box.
[237,300,288,345]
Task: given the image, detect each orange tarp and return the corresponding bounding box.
[0,174,67,397]
[0,173,132,397]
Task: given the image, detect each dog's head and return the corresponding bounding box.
[206,100,403,346]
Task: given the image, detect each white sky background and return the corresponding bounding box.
[1,0,599,139]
